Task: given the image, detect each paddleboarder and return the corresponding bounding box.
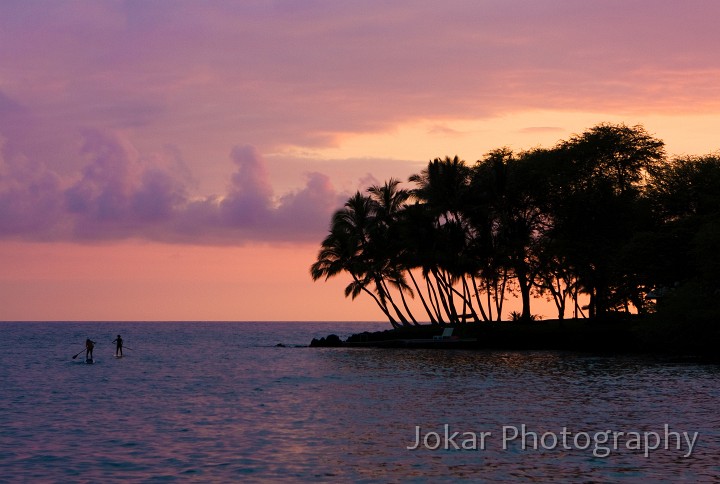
[113,334,123,357]
[85,338,95,360]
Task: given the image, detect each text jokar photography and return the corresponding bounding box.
[408,424,699,458]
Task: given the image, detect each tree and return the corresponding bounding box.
[547,124,666,318]
[407,156,481,324]
[465,148,551,321]
[646,154,720,298]
[367,179,419,325]
[310,192,405,328]
[311,122,720,329]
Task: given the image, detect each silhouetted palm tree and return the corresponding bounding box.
[312,123,717,327]
[311,192,403,327]
[409,156,486,324]
[367,179,419,324]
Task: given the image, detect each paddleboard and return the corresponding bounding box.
[86,358,94,364]
[114,354,122,359]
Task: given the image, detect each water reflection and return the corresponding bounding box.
[314,348,720,481]
[1,323,718,481]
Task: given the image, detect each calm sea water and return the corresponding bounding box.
[0,321,718,482]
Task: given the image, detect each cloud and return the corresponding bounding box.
[428,125,464,137]
[3,0,720,166]
[0,126,347,244]
[132,169,185,222]
[0,163,63,239]
[220,145,274,227]
[2,1,720,245]
[272,172,348,240]
[518,126,564,135]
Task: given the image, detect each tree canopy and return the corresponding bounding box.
[311,123,720,327]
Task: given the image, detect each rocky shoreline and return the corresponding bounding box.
[309,318,720,359]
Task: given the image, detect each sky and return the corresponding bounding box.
[2,0,720,321]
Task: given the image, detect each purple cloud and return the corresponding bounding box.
[272,172,348,241]
[2,1,720,245]
[220,145,274,227]
[0,124,346,243]
[3,1,718,164]
[0,168,63,239]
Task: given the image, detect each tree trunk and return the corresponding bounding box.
[426,276,445,324]
[518,272,532,321]
[470,274,490,321]
[353,274,399,328]
[408,270,438,324]
[397,285,419,325]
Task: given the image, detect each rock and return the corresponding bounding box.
[309,334,343,347]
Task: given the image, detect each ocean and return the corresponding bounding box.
[1,321,718,482]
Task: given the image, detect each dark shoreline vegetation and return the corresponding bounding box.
[310,123,720,355]
[309,318,718,361]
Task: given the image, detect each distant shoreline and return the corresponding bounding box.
[310,318,720,361]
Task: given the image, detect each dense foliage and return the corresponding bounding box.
[311,123,720,328]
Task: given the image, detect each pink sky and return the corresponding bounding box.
[2,1,720,321]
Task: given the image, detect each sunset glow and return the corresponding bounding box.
[2,1,720,321]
